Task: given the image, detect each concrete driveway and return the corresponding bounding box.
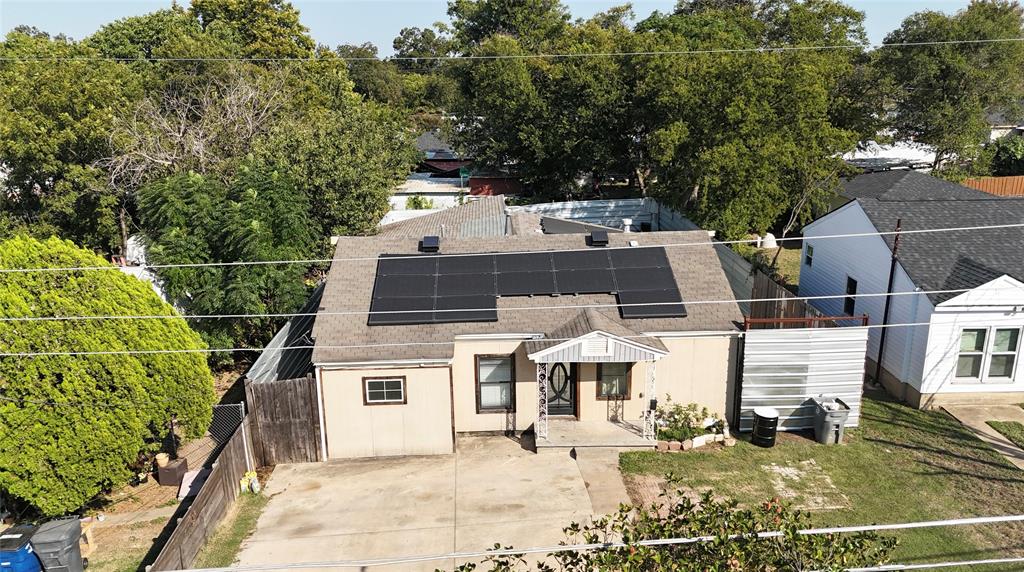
[236,436,598,571]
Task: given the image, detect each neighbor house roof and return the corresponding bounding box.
[247,284,324,383]
[312,230,742,364]
[834,171,1024,304]
[377,195,509,238]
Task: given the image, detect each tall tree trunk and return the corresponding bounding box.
[634,167,650,196]
[119,205,130,257]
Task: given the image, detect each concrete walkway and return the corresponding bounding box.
[572,448,632,515]
[944,404,1024,470]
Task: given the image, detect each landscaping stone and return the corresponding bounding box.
[692,435,708,448]
[682,439,693,451]
[724,437,737,447]
[656,440,669,452]
[668,441,682,451]
[714,434,725,443]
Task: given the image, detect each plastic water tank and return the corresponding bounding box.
[761,232,778,249]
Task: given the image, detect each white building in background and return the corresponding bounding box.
[117,235,169,302]
[389,174,467,211]
[799,170,1024,408]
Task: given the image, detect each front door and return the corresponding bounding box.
[548,363,576,416]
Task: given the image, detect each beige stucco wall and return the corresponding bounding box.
[451,339,538,432]
[650,336,739,421]
[319,366,453,459]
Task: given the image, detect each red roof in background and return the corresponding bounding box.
[469,176,523,196]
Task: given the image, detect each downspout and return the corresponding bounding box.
[314,366,328,461]
[873,219,902,387]
[732,331,746,429]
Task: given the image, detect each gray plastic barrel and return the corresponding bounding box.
[30,519,83,572]
[751,407,779,448]
[812,397,850,445]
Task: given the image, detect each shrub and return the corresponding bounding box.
[405,194,436,209]
[655,398,721,442]
[0,236,215,516]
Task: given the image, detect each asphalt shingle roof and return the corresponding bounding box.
[838,172,1024,304]
[523,308,669,355]
[312,231,742,364]
[376,196,509,238]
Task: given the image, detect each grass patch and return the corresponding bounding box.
[620,395,1024,567]
[772,246,802,287]
[192,493,268,568]
[987,421,1024,450]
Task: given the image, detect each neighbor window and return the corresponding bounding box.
[363,377,406,405]
[804,244,814,267]
[957,328,1021,381]
[477,355,515,412]
[597,363,631,400]
[844,276,858,315]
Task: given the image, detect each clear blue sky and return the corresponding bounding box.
[2,0,970,55]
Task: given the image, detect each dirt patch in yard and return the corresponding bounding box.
[761,459,851,511]
[88,518,167,572]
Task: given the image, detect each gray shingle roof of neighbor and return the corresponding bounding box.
[246,283,324,383]
[312,230,743,364]
[523,307,669,355]
[836,171,1024,304]
[377,195,510,238]
[414,130,454,155]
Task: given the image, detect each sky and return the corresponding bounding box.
[2,0,971,56]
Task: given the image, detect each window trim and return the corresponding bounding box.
[955,327,1021,383]
[804,244,814,267]
[843,276,858,316]
[596,363,632,401]
[362,376,407,406]
[475,354,517,414]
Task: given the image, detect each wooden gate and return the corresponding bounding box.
[244,375,322,466]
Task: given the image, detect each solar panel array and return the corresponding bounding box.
[368,247,687,325]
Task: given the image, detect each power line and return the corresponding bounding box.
[2,316,1022,358]
[0,285,1012,323]
[176,513,1024,571]
[2,221,1022,274]
[4,37,1024,63]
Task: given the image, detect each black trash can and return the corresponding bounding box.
[30,519,83,572]
[751,407,780,448]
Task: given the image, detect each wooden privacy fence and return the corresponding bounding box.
[748,270,830,328]
[963,175,1024,197]
[149,417,255,571]
[245,374,322,466]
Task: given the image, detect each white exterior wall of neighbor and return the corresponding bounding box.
[918,276,1024,403]
[799,201,934,388]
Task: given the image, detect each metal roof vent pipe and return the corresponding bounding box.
[622,218,633,232]
[420,235,441,253]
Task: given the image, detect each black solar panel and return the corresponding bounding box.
[367,246,687,325]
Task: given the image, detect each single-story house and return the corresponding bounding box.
[305,196,743,459]
[799,170,1024,408]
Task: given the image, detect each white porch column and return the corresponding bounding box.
[536,362,549,440]
[644,360,657,439]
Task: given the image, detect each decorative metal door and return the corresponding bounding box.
[548,363,575,416]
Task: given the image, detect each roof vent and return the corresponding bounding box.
[589,230,609,247]
[420,235,440,253]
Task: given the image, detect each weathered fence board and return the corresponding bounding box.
[748,270,829,328]
[149,417,254,571]
[244,375,322,466]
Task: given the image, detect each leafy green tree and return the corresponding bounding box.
[137,163,314,353]
[991,136,1024,175]
[393,25,455,73]
[877,0,1024,170]
[336,43,405,105]
[450,488,894,571]
[0,30,143,251]
[406,195,436,209]
[85,6,202,61]
[190,0,314,59]
[0,236,215,516]
[447,0,570,49]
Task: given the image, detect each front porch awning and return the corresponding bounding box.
[525,308,668,364]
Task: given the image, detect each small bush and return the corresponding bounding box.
[656,398,721,442]
[405,194,435,209]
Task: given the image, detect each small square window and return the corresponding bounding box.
[364,377,406,404]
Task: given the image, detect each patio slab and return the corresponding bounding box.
[537,419,655,449]
[944,404,1024,470]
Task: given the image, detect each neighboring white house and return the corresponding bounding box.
[799,170,1024,408]
[389,173,468,211]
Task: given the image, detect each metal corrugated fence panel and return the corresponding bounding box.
[739,327,869,431]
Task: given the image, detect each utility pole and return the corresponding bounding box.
[873,218,902,388]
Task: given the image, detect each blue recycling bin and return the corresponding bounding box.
[0,525,42,572]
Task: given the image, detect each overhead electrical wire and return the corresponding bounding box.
[4,37,1024,63]
[0,285,1016,323]
[1,221,1022,274]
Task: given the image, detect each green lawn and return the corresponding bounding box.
[988,421,1024,450]
[193,493,268,568]
[621,395,1024,568]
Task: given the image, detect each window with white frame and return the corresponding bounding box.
[363,377,406,404]
[477,355,515,411]
[804,244,814,267]
[956,327,1021,381]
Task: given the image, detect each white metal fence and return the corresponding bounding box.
[739,327,869,431]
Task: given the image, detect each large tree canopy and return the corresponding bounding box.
[0,236,215,516]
